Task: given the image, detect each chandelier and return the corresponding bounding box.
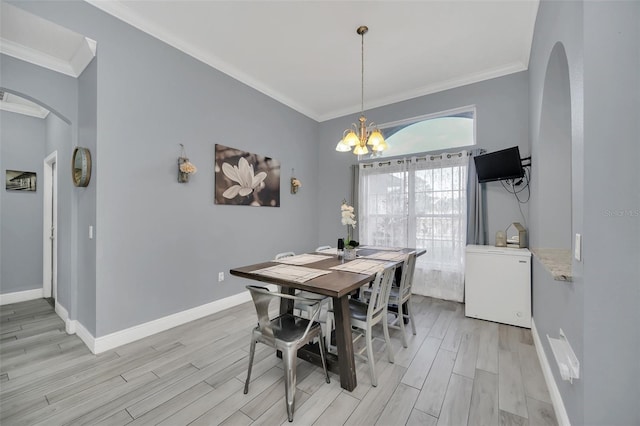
[336,26,387,156]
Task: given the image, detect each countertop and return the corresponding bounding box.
[529,248,573,282]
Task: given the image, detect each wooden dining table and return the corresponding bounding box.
[230,246,422,392]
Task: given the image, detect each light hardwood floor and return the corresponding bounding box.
[0,296,557,425]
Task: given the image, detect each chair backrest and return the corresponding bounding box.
[274,251,295,260]
[397,252,417,301]
[365,264,396,323]
[246,285,321,345]
[316,245,331,251]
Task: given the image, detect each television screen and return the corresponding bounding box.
[474,146,524,183]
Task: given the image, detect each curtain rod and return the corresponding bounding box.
[362,149,481,168]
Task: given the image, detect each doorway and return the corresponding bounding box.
[43,151,58,304]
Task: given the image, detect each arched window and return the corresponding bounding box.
[371,106,475,159]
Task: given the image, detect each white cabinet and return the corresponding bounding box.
[464,245,531,328]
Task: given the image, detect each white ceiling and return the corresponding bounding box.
[1,1,539,122]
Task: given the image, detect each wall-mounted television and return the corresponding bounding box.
[474,146,524,183]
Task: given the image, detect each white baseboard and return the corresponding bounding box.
[91,288,262,354]
[74,320,95,352]
[54,302,77,335]
[531,318,571,426]
[0,288,43,305]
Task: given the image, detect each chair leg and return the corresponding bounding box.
[397,303,408,348]
[407,299,417,335]
[244,337,257,394]
[382,312,395,364]
[318,332,331,384]
[282,349,298,422]
[365,325,377,387]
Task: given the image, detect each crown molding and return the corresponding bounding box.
[1,37,76,77]
[0,99,49,119]
[0,36,95,78]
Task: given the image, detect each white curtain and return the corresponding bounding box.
[358,151,468,302]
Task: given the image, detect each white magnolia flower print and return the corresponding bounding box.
[221,157,267,199]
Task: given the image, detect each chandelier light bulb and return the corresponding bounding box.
[367,129,384,147]
[344,130,359,147]
[353,144,369,155]
[335,140,352,152]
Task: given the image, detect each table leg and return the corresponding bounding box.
[279,286,295,315]
[332,295,357,391]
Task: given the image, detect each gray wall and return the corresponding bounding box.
[529,0,640,424]
[76,57,98,334]
[582,1,639,424]
[0,111,45,293]
[528,1,585,420]
[317,71,530,247]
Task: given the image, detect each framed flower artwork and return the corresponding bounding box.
[214,144,280,207]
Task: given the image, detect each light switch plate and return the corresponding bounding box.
[574,233,581,261]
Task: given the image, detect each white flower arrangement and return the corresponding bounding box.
[341,200,359,248]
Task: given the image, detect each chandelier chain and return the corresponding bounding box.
[361,28,365,115]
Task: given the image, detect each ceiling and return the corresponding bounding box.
[1,1,539,122]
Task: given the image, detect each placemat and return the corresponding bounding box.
[329,259,389,275]
[359,245,403,251]
[360,251,407,261]
[249,264,331,283]
[274,253,332,265]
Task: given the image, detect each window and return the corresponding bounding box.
[358,152,469,302]
[367,106,475,160]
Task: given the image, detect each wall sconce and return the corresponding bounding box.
[178,144,197,183]
[290,169,301,194]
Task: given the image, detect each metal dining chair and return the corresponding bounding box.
[387,252,418,348]
[274,251,296,260]
[244,285,330,422]
[326,263,396,387]
[315,245,332,252]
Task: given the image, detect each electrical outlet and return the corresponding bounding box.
[218,272,224,282]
